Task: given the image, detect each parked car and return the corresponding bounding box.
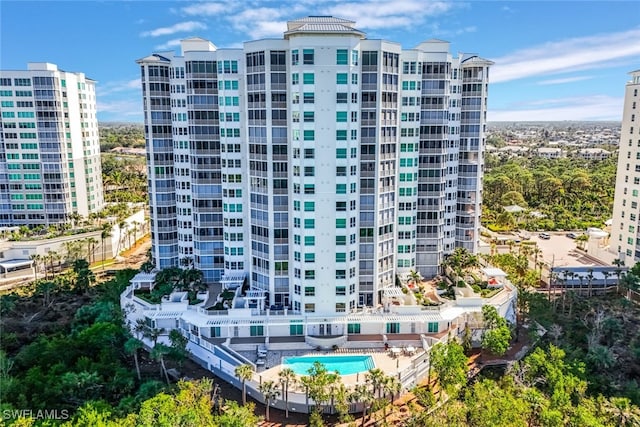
[539,232,551,240]
[566,232,579,239]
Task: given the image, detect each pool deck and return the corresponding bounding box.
[239,347,422,388]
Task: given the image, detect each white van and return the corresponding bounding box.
[539,232,551,240]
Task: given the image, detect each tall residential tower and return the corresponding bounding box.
[611,69,640,267]
[138,17,491,313]
[0,63,104,226]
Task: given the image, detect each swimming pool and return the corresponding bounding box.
[282,355,375,376]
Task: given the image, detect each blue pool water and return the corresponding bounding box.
[282,355,375,376]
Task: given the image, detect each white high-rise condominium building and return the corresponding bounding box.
[611,69,640,267]
[138,16,491,313]
[0,62,104,226]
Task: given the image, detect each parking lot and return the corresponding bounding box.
[529,233,609,268]
[485,229,615,270]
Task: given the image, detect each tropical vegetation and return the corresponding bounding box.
[483,154,616,231]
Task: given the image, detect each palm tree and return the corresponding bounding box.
[381,375,402,422]
[101,224,112,270]
[73,259,95,294]
[67,212,82,229]
[602,270,611,292]
[613,258,625,294]
[365,368,386,399]
[144,326,165,346]
[350,383,375,427]
[30,253,41,281]
[134,318,149,340]
[258,380,280,422]
[151,343,171,384]
[408,269,422,286]
[235,364,254,405]
[586,269,595,297]
[116,221,128,255]
[278,367,297,419]
[332,383,352,422]
[125,337,144,381]
[86,237,98,264]
[383,375,402,406]
[132,220,140,246]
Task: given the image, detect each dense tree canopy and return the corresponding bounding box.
[483,155,616,230]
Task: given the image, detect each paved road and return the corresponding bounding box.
[0,237,152,292]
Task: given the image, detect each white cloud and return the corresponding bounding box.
[181,2,228,16]
[97,78,141,96]
[226,8,289,39]
[492,27,640,83]
[195,0,456,40]
[489,95,623,121]
[141,21,207,37]
[321,0,453,29]
[155,38,183,51]
[97,98,143,116]
[537,76,593,85]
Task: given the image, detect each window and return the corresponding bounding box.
[304,219,315,229]
[336,49,348,65]
[304,236,315,246]
[305,253,315,262]
[292,73,299,85]
[290,321,303,335]
[336,111,347,122]
[292,50,299,65]
[303,111,314,122]
[336,253,346,262]
[305,286,315,296]
[427,322,439,333]
[303,130,315,141]
[305,270,315,279]
[386,322,400,334]
[348,323,361,334]
[336,286,346,295]
[336,73,348,84]
[304,303,315,313]
[336,148,347,158]
[336,235,346,245]
[250,325,264,336]
[336,184,346,194]
[336,130,347,140]
[304,201,315,211]
[303,92,314,103]
[335,303,346,313]
[336,218,346,228]
[303,73,315,84]
[336,93,348,103]
[303,49,314,64]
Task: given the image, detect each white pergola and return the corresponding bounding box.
[482,267,507,278]
[382,288,404,298]
[220,272,246,290]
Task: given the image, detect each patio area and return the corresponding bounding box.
[240,346,424,387]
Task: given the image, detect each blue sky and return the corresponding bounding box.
[2,0,639,122]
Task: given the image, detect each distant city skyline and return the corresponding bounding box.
[1,1,638,122]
